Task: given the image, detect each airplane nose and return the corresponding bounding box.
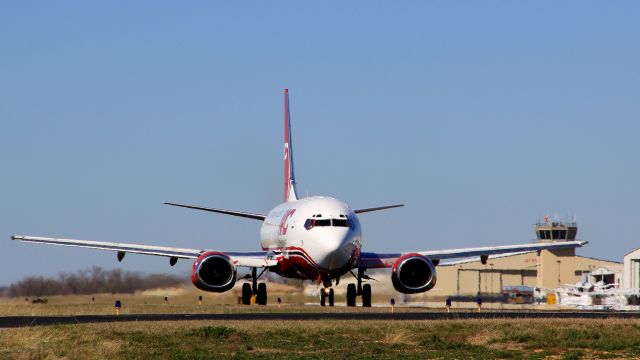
[316,231,353,269]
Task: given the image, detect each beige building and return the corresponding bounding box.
[429,220,621,297]
[624,248,640,289]
[432,251,621,297]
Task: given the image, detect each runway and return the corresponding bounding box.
[2,311,640,328]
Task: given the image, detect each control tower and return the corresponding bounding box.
[535,217,578,289]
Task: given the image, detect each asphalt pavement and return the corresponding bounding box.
[2,311,640,328]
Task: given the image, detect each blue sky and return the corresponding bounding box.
[1,2,639,285]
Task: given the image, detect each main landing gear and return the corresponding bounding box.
[346,268,372,307]
[242,267,268,305]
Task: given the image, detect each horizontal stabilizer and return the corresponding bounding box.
[354,204,404,214]
[164,202,266,221]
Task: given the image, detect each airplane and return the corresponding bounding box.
[11,89,587,307]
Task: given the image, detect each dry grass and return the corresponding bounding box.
[1,318,640,359]
[0,281,561,316]
[0,287,486,316]
[2,292,640,358]
[0,282,313,316]
[382,329,418,346]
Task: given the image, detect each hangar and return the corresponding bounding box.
[623,248,640,289]
[430,219,621,297]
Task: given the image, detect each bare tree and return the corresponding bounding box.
[6,267,184,297]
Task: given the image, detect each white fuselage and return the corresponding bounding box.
[259,196,362,281]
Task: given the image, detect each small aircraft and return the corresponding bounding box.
[12,89,586,306]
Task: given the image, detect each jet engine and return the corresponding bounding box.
[191,252,237,292]
[391,253,437,294]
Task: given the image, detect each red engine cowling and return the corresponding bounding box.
[191,252,237,292]
[391,253,437,294]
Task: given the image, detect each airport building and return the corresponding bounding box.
[430,220,622,297]
[623,248,640,289]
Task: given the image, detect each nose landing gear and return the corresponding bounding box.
[317,270,371,307]
[319,288,334,306]
[319,275,335,306]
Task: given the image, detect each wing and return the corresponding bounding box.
[11,235,276,268]
[356,240,587,268]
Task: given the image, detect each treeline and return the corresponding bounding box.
[2,266,184,297]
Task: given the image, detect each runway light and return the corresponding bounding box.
[114,300,122,315]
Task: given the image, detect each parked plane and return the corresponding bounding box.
[11,89,586,306]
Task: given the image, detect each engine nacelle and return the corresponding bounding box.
[391,253,437,294]
[191,252,237,292]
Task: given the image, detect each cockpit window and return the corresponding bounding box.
[332,219,348,227]
[304,218,350,230]
[304,218,314,230]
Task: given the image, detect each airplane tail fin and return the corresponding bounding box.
[284,89,299,202]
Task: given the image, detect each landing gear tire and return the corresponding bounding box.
[241,283,252,305]
[320,288,326,307]
[328,289,335,307]
[362,284,372,307]
[256,282,267,305]
[346,284,357,307]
